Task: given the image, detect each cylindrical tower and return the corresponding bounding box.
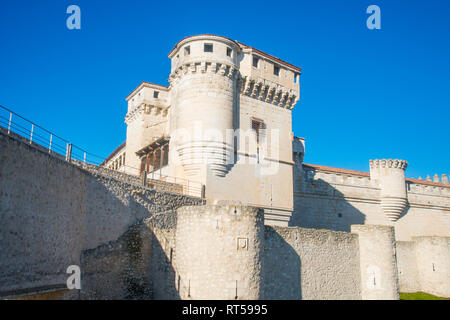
[168,35,241,180]
[174,203,264,300]
[369,159,408,222]
[351,224,400,300]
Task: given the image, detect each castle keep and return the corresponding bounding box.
[105,34,300,225]
[105,34,450,241]
[1,35,449,300]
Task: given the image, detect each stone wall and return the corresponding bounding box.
[396,236,450,297]
[0,131,203,298]
[141,205,363,300]
[80,222,155,300]
[203,95,295,226]
[2,128,449,299]
[76,161,187,196]
[175,203,264,300]
[293,165,450,241]
[351,225,399,300]
[263,226,361,300]
[145,211,180,300]
[396,241,420,293]
[414,236,450,297]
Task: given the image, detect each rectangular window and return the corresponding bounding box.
[253,57,259,68]
[154,91,159,98]
[251,119,264,164]
[184,46,190,56]
[163,144,169,166]
[227,47,232,57]
[204,43,213,52]
[274,65,280,76]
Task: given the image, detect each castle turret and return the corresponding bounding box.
[168,35,241,182]
[369,159,408,222]
[351,225,400,300]
[175,203,264,299]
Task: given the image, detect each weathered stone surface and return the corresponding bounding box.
[2,33,450,300]
[263,226,361,300]
[175,204,264,300]
[0,131,203,299]
[351,225,399,300]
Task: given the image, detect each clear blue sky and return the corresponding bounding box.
[1,0,449,179]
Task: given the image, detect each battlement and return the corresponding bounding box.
[167,34,300,109]
[369,159,408,170]
[407,180,450,196]
[169,35,239,74]
[168,58,238,84]
[302,163,374,188]
[417,174,450,185]
[301,162,450,195]
[125,82,170,125]
[240,76,298,109]
[304,169,372,187]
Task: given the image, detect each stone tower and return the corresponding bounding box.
[115,34,301,226]
[369,159,408,221]
[168,35,241,181]
[351,225,400,300]
[174,203,264,299]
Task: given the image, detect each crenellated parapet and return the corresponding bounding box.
[125,101,169,125]
[124,103,145,124]
[417,173,449,185]
[369,159,408,170]
[407,182,450,198]
[167,63,298,110]
[239,76,298,109]
[168,60,238,86]
[298,164,379,202]
[125,82,170,125]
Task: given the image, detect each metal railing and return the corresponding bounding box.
[141,170,205,198]
[0,105,204,198]
[94,159,205,198]
[0,105,105,165]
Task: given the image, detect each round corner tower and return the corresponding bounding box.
[369,159,408,222]
[168,35,241,182]
[174,203,264,300]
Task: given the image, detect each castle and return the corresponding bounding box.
[103,34,450,241]
[1,35,449,300]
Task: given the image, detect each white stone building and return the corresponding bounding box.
[3,34,450,301]
[103,34,450,239]
[103,34,301,226]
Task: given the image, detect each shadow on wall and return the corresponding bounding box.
[291,169,367,231]
[150,229,180,300]
[80,220,182,300]
[80,223,153,299]
[261,226,301,299]
[0,131,202,299]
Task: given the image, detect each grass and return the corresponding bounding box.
[400,292,450,300]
